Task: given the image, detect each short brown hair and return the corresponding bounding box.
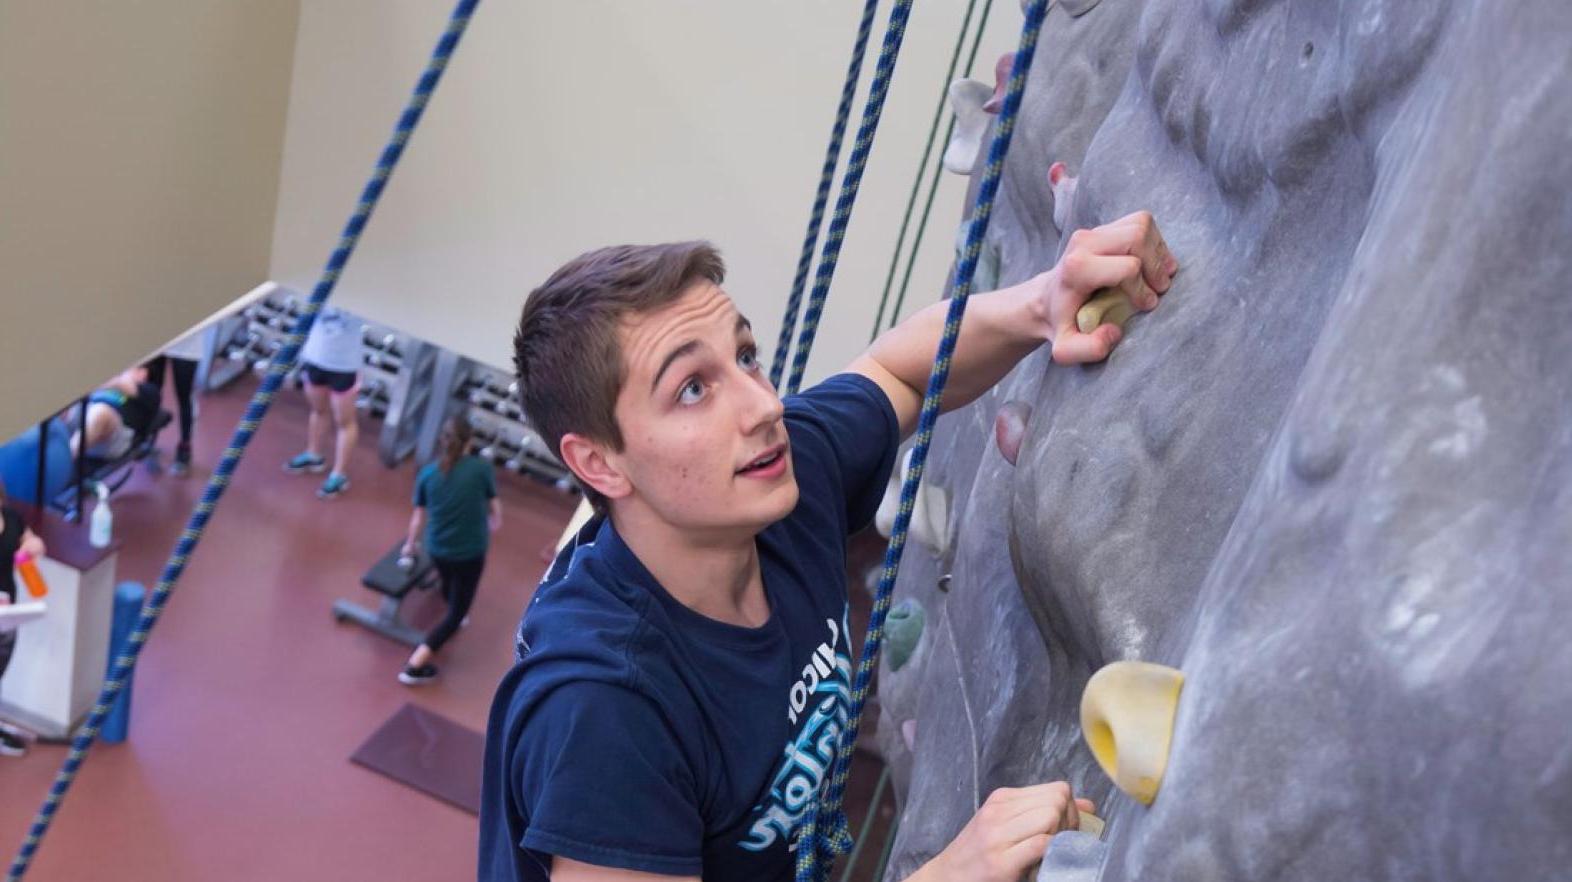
[513,242,726,509]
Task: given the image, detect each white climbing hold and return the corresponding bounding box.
[874,449,953,557]
[943,79,993,175]
[1050,161,1079,233]
[912,479,951,557]
[1079,660,1185,806]
[952,220,1003,293]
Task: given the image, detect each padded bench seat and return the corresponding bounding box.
[332,540,440,646]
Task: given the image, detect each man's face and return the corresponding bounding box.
[608,281,798,536]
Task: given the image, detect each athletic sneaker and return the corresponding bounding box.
[398,664,438,686]
[0,729,27,757]
[284,452,327,474]
[170,443,192,477]
[317,472,350,499]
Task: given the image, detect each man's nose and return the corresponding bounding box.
[738,372,785,434]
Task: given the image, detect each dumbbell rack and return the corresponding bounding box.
[452,363,574,491]
[201,288,577,494]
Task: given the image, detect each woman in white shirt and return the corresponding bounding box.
[283,308,365,499]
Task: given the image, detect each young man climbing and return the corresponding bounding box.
[481,211,1177,882]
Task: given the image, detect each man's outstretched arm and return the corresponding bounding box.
[849,211,1178,437]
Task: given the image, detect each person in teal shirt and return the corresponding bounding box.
[398,416,501,685]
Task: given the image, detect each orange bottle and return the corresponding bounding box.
[14,551,48,599]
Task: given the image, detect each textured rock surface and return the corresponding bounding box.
[878,2,1572,879]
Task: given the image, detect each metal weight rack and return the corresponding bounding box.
[201,286,577,493]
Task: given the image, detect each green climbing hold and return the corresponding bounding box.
[886,599,927,672]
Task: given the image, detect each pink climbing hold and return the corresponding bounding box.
[901,719,918,752]
[982,53,1015,114]
[994,401,1032,466]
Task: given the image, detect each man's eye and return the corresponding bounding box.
[738,348,759,371]
[677,378,705,405]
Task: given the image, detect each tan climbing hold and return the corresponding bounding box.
[1075,287,1135,334]
[1080,660,1184,805]
[1078,812,1105,838]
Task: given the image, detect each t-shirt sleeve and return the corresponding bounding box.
[483,462,497,499]
[413,468,428,508]
[512,681,704,876]
[784,373,900,533]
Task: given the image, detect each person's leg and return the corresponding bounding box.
[317,380,358,498]
[0,629,14,682]
[170,358,198,473]
[305,381,330,458]
[71,403,124,459]
[0,631,23,756]
[171,358,197,447]
[286,376,331,473]
[143,355,168,391]
[401,556,484,683]
[329,383,358,477]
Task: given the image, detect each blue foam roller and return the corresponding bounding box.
[102,582,145,744]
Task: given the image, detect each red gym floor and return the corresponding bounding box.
[0,374,894,881]
[0,375,577,880]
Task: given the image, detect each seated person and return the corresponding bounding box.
[0,421,73,508]
[69,367,163,461]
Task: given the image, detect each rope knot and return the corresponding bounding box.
[823,809,855,856]
[794,800,853,882]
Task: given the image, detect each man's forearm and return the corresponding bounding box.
[866,277,1050,415]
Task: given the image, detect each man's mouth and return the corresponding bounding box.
[737,444,787,475]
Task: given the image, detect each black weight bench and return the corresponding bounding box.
[332,541,441,646]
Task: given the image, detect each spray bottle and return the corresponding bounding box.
[90,482,113,549]
[13,551,48,598]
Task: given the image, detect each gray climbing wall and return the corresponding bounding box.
[876,2,1572,879]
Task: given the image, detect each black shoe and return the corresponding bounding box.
[171,443,192,477]
[398,664,438,686]
[0,730,28,757]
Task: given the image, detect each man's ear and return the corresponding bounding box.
[558,433,632,502]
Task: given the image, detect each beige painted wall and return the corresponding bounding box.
[270,1,1020,386]
[0,1,302,440]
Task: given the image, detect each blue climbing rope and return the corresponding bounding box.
[4,2,481,878]
[783,0,918,396]
[795,2,1049,880]
[770,0,881,391]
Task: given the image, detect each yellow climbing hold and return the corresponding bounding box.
[1075,287,1135,334]
[1080,660,1184,805]
[554,497,596,553]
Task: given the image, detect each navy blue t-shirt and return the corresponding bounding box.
[479,374,899,881]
